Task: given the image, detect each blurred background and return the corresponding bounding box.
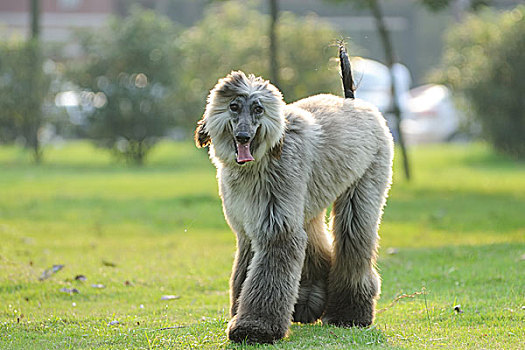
[1,3,524,347]
[0,0,523,166]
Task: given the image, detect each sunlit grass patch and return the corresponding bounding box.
[1,141,524,349]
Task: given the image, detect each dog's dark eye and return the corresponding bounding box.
[229,103,240,112]
[253,106,264,115]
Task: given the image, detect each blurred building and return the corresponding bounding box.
[0,0,117,42]
[0,0,519,83]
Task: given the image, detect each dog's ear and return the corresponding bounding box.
[195,118,211,148]
[270,135,284,159]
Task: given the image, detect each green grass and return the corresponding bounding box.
[0,141,523,349]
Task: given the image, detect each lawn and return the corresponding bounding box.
[0,141,523,349]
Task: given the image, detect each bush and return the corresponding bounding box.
[0,40,50,162]
[435,5,525,159]
[68,7,179,165]
[173,1,342,129]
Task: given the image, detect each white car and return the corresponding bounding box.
[402,84,461,144]
[351,57,411,141]
[351,57,460,144]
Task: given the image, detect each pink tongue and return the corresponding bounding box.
[236,141,254,163]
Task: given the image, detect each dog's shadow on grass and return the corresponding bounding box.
[227,323,387,349]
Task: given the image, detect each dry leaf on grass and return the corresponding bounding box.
[39,264,64,281]
[59,287,79,294]
[102,260,117,267]
[386,247,399,255]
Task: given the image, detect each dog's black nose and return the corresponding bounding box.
[235,132,251,144]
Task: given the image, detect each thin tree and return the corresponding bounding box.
[28,0,43,163]
[364,0,488,179]
[211,0,281,87]
[368,0,410,180]
[328,0,411,179]
[31,0,39,39]
[268,0,280,87]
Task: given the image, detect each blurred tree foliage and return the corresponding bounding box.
[174,1,341,128]
[0,1,352,165]
[434,5,525,159]
[68,7,179,165]
[0,40,50,162]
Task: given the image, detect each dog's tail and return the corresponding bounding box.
[338,42,355,99]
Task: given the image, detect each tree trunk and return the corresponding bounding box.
[32,131,42,163]
[135,141,145,166]
[369,0,411,181]
[269,0,280,87]
[128,140,146,166]
[31,0,39,39]
[30,0,42,163]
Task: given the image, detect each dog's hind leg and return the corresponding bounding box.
[322,152,392,327]
[293,212,331,324]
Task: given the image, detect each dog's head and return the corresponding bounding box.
[195,71,285,165]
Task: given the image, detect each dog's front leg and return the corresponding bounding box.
[229,232,252,317]
[227,227,307,344]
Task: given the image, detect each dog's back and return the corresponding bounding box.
[289,94,392,220]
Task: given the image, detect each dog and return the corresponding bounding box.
[195,45,393,344]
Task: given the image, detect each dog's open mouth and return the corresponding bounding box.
[235,141,255,164]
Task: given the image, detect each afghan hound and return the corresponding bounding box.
[195,45,393,344]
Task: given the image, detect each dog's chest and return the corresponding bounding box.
[219,167,274,232]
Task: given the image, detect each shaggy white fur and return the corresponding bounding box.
[196,70,393,344]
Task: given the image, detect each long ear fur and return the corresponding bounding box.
[195,118,211,148]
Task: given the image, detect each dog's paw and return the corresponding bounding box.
[322,314,373,328]
[323,278,377,328]
[293,282,326,324]
[322,301,374,328]
[227,316,287,344]
[293,301,323,324]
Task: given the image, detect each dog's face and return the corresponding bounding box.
[195,71,285,165]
